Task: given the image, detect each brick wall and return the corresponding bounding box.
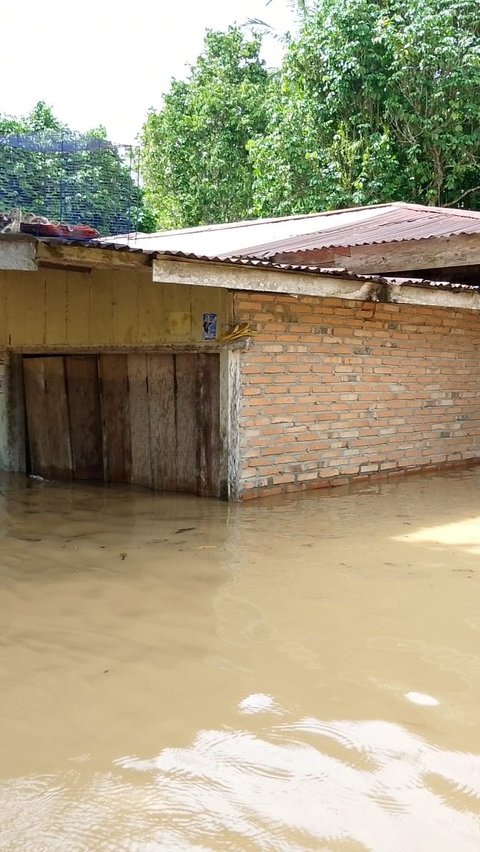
[234,292,480,499]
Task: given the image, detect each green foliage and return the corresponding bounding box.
[4,2,479,235]
[250,0,480,215]
[141,27,270,228]
[0,102,151,235]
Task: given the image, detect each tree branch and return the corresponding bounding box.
[445,185,480,207]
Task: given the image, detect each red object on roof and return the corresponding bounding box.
[20,222,100,240]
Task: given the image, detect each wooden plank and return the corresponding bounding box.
[270,249,335,265]
[197,353,220,497]
[5,273,45,346]
[24,273,46,345]
[5,353,26,473]
[41,357,72,480]
[153,258,366,299]
[36,241,151,270]
[23,356,72,480]
[147,354,176,490]
[98,354,132,483]
[345,233,480,273]
[388,284,480,310]
[128,353,152,488]
[89,270,114,344]
[154,257,480,312]
[175,353,199,494]
[271,246,351,265]
[163,283,192,341]
[137,278,164,344]
[24,357,55,478]
[45,269,68,344]
[65,356,103,480]
[113,271,139,345]
[66,271,90,345]
[219,348,241,501]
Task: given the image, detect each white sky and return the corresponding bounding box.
[3,0,295,144]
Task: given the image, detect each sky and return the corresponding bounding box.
[3,0,296,145]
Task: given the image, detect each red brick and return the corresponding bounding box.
[233,292,480,498]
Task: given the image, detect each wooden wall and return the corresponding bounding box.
[0,267,229,348]
[22,353,221,496]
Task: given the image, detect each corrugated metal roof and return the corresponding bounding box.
[1,232,477,296]
[103,204,389,255]
[49,237,154,255]
[105,202,480,259]
[234,206,480,258]
[104,206,388,256]
[37,236,480,291]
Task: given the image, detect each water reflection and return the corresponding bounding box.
[0,469,480,849]
[2,713,480,851]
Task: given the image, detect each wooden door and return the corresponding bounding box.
[98,354,132,483]
[145,352,221,497]
[128,354,153,488]
[175,353,199,494]
[23,356,73,480]
[196,352,220,498]
[23,352,221,496]
[65,356,103,480]
[147,353,176,491]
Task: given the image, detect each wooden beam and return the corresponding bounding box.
[0,236,37,271]
[153,257,480,311]
[271,233,480,274]
[391,284,480,310]
[219,348,241,501]
[349,234,480,273]
[154,257,365,299]
[267,248,336,265]
[37,242,152,270]
[5,342,234,355]
[5,353,26,473]
[270,246,351,266]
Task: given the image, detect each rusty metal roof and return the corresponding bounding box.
[233,204,480,258]
[105,202,480,260]
[36,236,480,291]
[104,206,389,256]
[3,231,478,293]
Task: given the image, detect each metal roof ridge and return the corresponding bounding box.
[94,202,480,245]
[397,202,480,220]
[106,202,400,242]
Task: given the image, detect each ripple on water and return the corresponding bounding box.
[1,473,480,849]
[2,720,480,851]
[238,693,283,715]
[107,716,480,851]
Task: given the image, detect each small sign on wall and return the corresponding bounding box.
[202,313,217,340]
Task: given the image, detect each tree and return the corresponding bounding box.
[141,27,270,229]
[0,102,150,235]
[249,0,480,216]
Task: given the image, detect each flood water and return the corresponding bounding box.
[1,469,480,850]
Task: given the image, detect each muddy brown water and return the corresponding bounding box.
[1,469,480,851]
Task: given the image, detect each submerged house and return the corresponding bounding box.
[1,201,480,500]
